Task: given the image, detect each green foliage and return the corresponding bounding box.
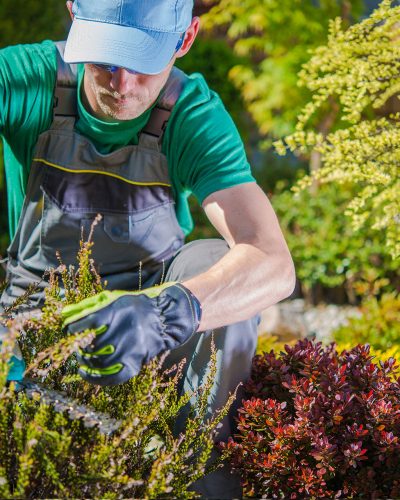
[252,151,308,193]
[0,0,69,48]
[334,292,400,352]
[202,0,364,140]
[275,0,400,257]
[271,182,398,303]
[0,234,233,498]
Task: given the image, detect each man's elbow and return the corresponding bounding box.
[259,240,296,303]
[279,253,296,301]
[244,232,296,304]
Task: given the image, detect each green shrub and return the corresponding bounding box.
[0,234,233,498]
[271,182,398,303]
[334,292,400,353]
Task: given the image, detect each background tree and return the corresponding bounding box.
[272,182,399,304]
[276,0,400,258]
[201,0,365,142]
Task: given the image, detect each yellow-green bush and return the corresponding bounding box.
[201,0,364,140]
[275,0,400,257]
[334,293,400,355]
[256,334,292,355]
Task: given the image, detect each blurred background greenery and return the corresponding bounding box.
[0,0,397,312]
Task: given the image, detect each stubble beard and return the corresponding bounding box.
[88,78,154,121]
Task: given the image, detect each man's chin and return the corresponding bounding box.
[99,104,146,122]
[99,99,148,121]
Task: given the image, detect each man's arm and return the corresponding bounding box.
[182,182,296,331]
[62,182,295,385]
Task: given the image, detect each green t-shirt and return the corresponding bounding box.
[0,40,255,240]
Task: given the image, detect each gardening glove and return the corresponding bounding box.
[62,282,202,386]
[0,323,26,382]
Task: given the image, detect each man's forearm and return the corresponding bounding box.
[182,242,296,331]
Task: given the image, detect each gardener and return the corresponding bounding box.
[0,0,295,497]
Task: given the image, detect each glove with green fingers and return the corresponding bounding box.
[62,282,202,386]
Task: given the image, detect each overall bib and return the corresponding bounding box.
[1,42,185,308]
[1,42,259,498]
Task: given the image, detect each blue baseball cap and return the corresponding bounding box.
[64,0,194,75]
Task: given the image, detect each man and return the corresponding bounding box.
[0,0,295,497]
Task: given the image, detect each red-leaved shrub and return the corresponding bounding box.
[221,340,400,499]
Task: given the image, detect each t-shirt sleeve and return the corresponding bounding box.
[0,41,57,240]
[163,73,255,205]
[0,41,56,140]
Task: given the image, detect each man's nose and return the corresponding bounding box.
[109,69,136,94]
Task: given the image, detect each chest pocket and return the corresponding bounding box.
[39,165,183,272]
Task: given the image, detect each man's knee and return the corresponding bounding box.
[166,239,229,282]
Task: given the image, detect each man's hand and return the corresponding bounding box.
[62,282,201,386]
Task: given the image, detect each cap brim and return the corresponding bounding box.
[64,18,181,75]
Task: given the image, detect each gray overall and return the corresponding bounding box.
[1,42,258,498]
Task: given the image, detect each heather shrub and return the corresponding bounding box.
[0,233,233,498]
[222,339,400,498]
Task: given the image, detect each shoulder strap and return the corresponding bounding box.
[141,67,187,140]
[53,41,78,117]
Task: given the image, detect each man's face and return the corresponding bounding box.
[83,58,175,122]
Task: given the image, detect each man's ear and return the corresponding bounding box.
[66,1,74,20]
[175,17,200,59]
